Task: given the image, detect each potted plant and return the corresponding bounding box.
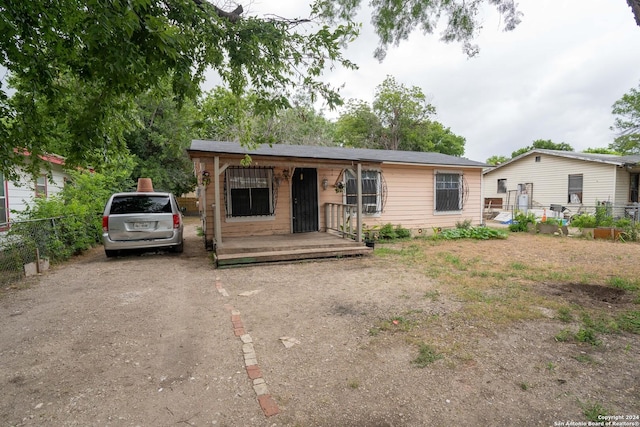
[363,224,379,248]
[537,217,561,234]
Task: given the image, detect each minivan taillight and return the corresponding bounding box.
[173,214,181,229]
[102,216,109,232]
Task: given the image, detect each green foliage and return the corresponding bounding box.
[570,213,597,229]
[456,219,473,229]
[539,217,562,226]
[378,223,397,240]
[335,76,465,155]
[485,155,508,165]
[508,211,536,232]
[594,203,615,227]
[394,225,411,239]
[125,78,197,195]
[511,139,574,158]
[610,82,640,155]
[9,168,132,262]
[617,311,640,334]
[435,226,508,240]
[315,0,522,59]
[1,1,358,176]
[412,343,443,368]
[574,328,601,346]
[581,401,609,423]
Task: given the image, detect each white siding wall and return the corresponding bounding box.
[6,164,68,220]
[483,153,618,210]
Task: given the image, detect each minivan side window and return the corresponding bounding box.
[110,196,172,214]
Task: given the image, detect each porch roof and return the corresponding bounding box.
[189,140,487,168]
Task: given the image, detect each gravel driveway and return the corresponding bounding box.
[2,219,639,426]
[1,218,274,426]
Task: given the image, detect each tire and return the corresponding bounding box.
[173,241,184,253]
[105,250,118,258]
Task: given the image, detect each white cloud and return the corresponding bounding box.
[205,0,640,162]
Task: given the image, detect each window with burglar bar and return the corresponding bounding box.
[345,169,382,214]
[435,173,462,211]
[225,167,274,217]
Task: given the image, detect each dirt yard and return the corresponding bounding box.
[1,219,638,427]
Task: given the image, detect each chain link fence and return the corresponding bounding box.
[0,214,101,286]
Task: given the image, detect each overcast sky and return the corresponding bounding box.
[206,0,640,163]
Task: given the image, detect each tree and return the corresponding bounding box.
[0,0,358,177]
[334,100,383,148]
[402,121,465,156]
[511,139,574,158]
[335,76,465,155]
[609,82,640,155]
[583,147,621,155]
[486,155,509,165]
[316,0,523,59]
[373,76,436,151]
[318,0,640,59]
[125,80,199,196]
[253,93,337,146]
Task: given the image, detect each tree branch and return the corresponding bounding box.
[192,0,244,23]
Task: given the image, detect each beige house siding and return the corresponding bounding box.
[192,152,484,245]
[483,153,619,210]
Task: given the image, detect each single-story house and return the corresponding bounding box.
[1,153,69,230]
[482,149,640,219]
[187,140,487,253]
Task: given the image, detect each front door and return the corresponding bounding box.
[292,168,318,233]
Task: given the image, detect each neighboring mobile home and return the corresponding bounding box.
[482,149,640,219]
[187,140,487,251]
[0,154,69,229]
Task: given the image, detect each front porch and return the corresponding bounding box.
[214,231,372,268]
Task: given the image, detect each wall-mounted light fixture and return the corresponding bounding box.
[322,177,329,190]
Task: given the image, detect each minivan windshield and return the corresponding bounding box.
[109,195,172,214]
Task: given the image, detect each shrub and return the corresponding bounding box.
[378,223,397,240]
[395,225,411,239]
[509,211,536,232]
[570,213,597,228]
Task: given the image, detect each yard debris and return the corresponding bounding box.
[279,336,301,348]
[239,289,263,297]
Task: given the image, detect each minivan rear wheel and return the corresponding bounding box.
[173,241,184,253]
[105,250,118,258]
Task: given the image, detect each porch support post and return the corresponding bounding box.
[214,156,222,245]
[356,162,362,243]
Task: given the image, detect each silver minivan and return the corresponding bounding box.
[102,192,184,257]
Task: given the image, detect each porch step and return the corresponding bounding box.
[215,245,372,268]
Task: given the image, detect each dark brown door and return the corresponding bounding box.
[292,168,318,233]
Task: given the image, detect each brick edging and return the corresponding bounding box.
[217,278,280,417]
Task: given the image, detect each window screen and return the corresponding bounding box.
[226,167,274,217]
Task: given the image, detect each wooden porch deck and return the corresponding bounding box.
[214,232,373,268]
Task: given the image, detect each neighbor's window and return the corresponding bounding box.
[630,173,639,203]
[568,174,583,203]
[535,156,541,162]
[435,172,463,212]
[345,169,382,214]
[0,172,7,226]
[497,178,507,194]
[225,167,274,217]
[35,175,47,198]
